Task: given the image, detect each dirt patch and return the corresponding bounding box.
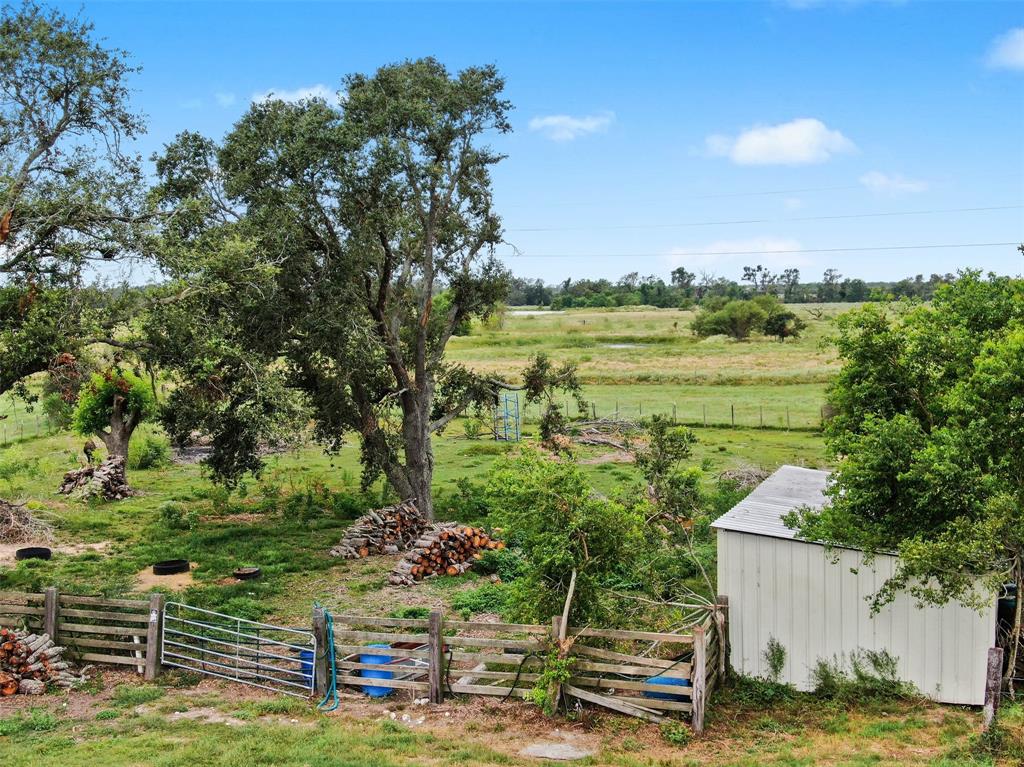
[578,450,634,465]
[167,706,247,727]
[134,562,196,591]
[0,540,110,567]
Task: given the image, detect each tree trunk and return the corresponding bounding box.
[1005,559,1023,699]
[401,388,435,520]
[96,394,138,463]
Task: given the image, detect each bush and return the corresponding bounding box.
[692,300,767,340]
[158,501,197,531]
[128,434,172,470]
[485,449,646,625]
[450,582,512,619]
[41,393,74,430]
[475,548,528,581]
[810,649,915,702]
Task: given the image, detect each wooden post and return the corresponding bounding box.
[703,404,707,427]
[548,615,564,713]
[312,606,328,697]
[730,404,735,427]
[715,595,729,678]
[691,624,707,734]
[428,609,444,704]
[983,646,1004,730]
[43,586,58,640]
[144,593,164,680]
[759,405,763,428]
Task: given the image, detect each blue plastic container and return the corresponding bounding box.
[298,649,314,684]
[359,643,393,697]
[643,674,691,702]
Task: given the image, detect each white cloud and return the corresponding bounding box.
[528,111,614,141]
[252,84,337,103]
[986,28,1024,71]
[215,92,237,108]
[667,236,808,271]
[859,171,928,195]
[704,118,856,165]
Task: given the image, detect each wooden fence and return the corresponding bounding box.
[0,588,163,679]
[322,597,729,732]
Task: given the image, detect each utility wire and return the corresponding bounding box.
[505,204,1024,233]
[496,241,1021,259]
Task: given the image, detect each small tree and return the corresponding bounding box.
[73,370,155,462]
[486,449,645,625]
[521,353,586,441]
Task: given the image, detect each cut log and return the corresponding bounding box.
[58,456,136,500]
[329,500,427,559]
[389,524,503,586]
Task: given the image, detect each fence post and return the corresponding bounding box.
[43,586,58,639]
[312,606,328,697]
[983,646,1004,730]
[692,624,707,733]
[692,622,708,729]
[144,592,165,680]
[786,407,790,430]
[759,406,763,429]
[428,609,444,704]
[703,404,707,427]
[730,404,735,427]
[715,595,729,678]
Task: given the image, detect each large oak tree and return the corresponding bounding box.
[149,59,510,518]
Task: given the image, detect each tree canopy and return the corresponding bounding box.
[0,1,146,401]
[787,271,1024,685]
[148,59,512,517]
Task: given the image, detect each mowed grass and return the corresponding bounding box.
[0,681,1009,767]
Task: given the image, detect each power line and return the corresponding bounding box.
[496,241,1021,259]
[505,204,1024,233]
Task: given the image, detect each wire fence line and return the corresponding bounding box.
[515,400,825,431]
[0,412,58,446]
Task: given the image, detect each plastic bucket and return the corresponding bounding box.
[359,643,393,697]
[643,674,691,701]
[298,649,314,684]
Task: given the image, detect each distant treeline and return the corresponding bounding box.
[507,267,959,308]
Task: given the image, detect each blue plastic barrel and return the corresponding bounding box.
[643,674,691,701]
[359,643,393,697]
[298,649,315,684]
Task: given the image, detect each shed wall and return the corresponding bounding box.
[716,529,996,705]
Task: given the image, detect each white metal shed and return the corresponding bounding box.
[712,465,997,705]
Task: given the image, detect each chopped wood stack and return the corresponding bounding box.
[0,628,79,695]
[389,524,504,586]
[329,500,427,559]
[58,456,136,500]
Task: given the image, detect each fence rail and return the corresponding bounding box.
[0,588,162,678]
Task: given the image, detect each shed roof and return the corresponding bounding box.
[710,465,829,542]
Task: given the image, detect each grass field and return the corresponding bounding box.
[3,302,1018,764]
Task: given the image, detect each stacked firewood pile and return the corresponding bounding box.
[389,524,504,586]
[58,456,136,500]
[0,629,81,695]
[329,500,427,559]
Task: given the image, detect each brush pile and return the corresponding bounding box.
[0,500,53,544]
[389,524,504,586]
[329,500,427,559]
[0,629,82,695]
[58,456,135,500]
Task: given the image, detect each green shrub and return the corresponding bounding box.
[41,392,74,430]
[730,674,796,706]
[128,434,172,470]
[485,449,646,625]
[810,649,914,702]
[475,548,527,581]
[692,300,767,340]
[450,582,512,619]
[158,501,197,531]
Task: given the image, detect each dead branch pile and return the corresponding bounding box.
[0,500,53,544]
[571,418,642,451]
[58,456,136,500]
[329,500,427,559]
[390,524,504,586]
[718,466,770,490]
[0,628,84,695]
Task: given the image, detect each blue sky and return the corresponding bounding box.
[64,0,1023,284]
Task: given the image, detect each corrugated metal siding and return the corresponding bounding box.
[717,529,996,705]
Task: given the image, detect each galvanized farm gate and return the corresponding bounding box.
[161,602,316,697]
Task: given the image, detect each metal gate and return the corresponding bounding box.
[161,602,316,697]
